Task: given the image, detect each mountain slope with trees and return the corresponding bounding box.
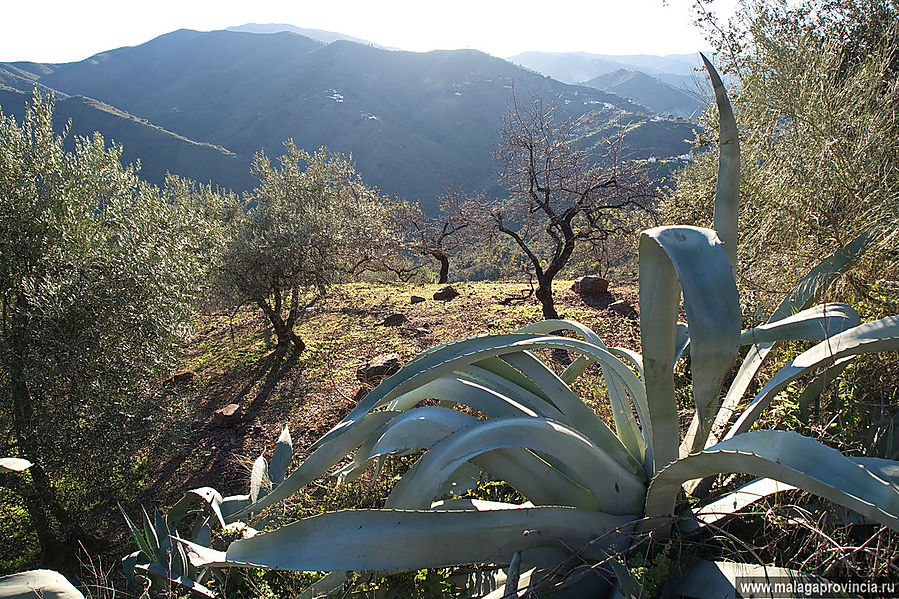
[0,87,254,190]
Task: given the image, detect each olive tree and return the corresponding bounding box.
[469,98,657,320]
[215,143,391,353]
[0,91,201,560]
[666,0,899,308]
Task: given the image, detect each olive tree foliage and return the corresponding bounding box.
[0,91,202,557]
[214,142,391,353]
[664,0,899,310]
[467,97,657,319]
[161,174,243,303]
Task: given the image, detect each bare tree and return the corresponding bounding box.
[469,96,657,319]
[393,189,470,284]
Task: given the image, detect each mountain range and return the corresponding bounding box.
[508,51,706,118]
[0,27,702,211]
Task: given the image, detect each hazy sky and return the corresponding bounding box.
[0,0,737,63]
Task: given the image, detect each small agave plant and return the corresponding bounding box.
[154,56,899,598]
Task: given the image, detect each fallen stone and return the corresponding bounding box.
[213,403,243,428]
[380,313,407,326]
[433,286,460,301]
[571,276,609,295]
[357,353,401,383]
[410,295,426,304]
[609,299,636,317]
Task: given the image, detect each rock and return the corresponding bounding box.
[213,403,243,428]
[380,313,407,326]
[433,286,460,301]
[410,295,426,304]
[412,327,432,336]
[165,370,195,386]
[357,353,401,383]
[571,276,609,295]
[609,299,636,317]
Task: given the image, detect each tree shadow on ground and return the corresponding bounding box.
[141,348,302,506]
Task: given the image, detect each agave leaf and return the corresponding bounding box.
[645,430,899,531]
[713,230,875,439]
[313,332,644,451]
[317,334,651,470]
[0,569,86,599]
[136,563,216,598]
[297,571,350,599]
[334,406,478,484]
[797,357,854,422]
[386,417,646,514]
[142,506,159,554]
[559,355,591,384]
[471,325,652,471]
[504,551,522,599]
[609,346,644,378]
[369,406,480,457]
[515,319,606,346]
[474,354,558,406]
[121,551,141,590]
[739,303,859,345]
[153,509,171,556]
[710,304,859,444]
[269,425,293,486]
[669,560,833,599]
[641,226,741,467]
[471,447,604,510]
[726,315,899,438]
[701,53,740,268]
[194,524,211,547]
[455,365,567,421]
[167,487,226,530]
[679,477,798,533]
[249,455,269,504]
[390,373,541,418]
[673,322,690,365]
[501,351,645,469]
[0,457,32,472]
[120,505,155,561]
[190,507,636,571]
[773,229,875,324]
[429,499,536,511]
[638,233,683,474]
[233,411,398,518]
[221,494,250,521]
[515,321,645,462]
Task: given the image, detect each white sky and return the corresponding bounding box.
[0,0,737,64]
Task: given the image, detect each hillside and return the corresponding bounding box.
[1,29,693,210]
[581,69,702,118]
[0,87,254,189]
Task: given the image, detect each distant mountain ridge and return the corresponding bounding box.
[507,51,700,85]
[0,28,698,210]
[581,69,702,118]
[226,23,392,49]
